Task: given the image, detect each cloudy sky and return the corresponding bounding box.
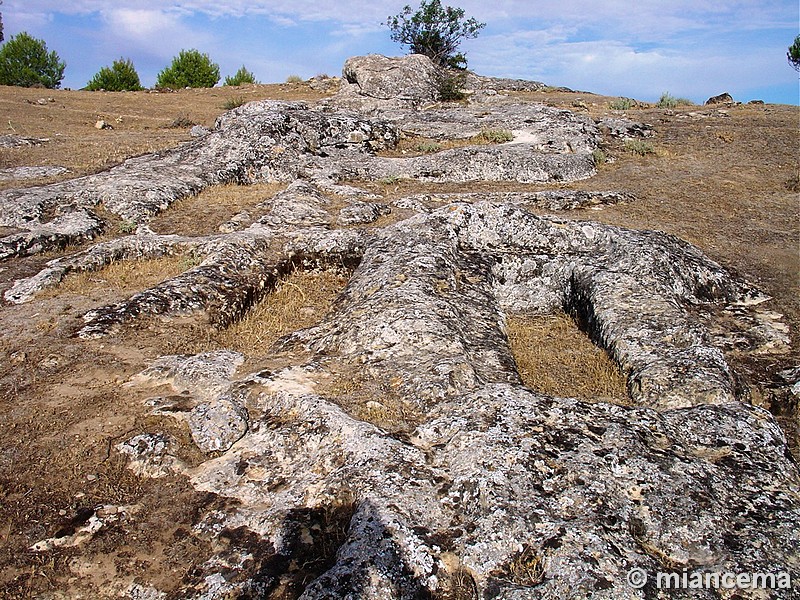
[3,0,798,104]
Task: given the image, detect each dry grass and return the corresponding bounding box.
[42,254,193,299]
[507,312,628,402]
[149,182,285,236]
[210,269,349,355]
[0,84,332,190]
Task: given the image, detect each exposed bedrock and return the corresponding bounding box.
[0,96,616,260]
[8,181,797,596]
[129,362,798,599]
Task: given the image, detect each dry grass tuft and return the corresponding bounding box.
[506,312,628,402]
[211,269,349,355]
[45,254,194,298]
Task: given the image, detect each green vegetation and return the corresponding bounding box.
[415,141,442,153]
[386,0,485,70]
[0,32,65,88]
[86,58,143,91]
[117,220,137,234]
[609,97,634,110]
[156,49,220,89]
[224,65,258,86]
[221,96,246,110]
[435,69,467,101]
[623,139,656,156]
[592,149,607,165]
[285,74,304,84]
[657,92,694,109]
[788,35,800,71]
[476,128,514,143]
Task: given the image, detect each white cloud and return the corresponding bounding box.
[98,8,210,59]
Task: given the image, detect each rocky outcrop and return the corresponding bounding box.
[76,191,795,598]
[341,54,441,105]
[706,92,734,105]
[2,58,797,598]
[0,96,618,261]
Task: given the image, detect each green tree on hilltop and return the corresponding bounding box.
[86,58,143,91]
[156,49,220,89]
[386,0,485,70]
[788,35,800,71]
[0,32,66,88]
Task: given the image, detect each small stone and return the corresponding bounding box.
[95,505,118,517]
[94,120,112,130]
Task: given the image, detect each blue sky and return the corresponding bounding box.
[3,0,799,104]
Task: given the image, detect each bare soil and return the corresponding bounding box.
[0,83,797,598]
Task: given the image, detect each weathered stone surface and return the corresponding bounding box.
[463,72,549,92]
[393,190,634,212]
[2,59,797,598]
[0,97,607,259]
[706,92,734,105]
[339,54,441,106]
[0,166,67,181]
[0,208,103,262]
[0,134,48,148]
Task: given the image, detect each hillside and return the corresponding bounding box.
[0,60,797,598]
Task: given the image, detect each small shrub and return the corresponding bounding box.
[221,96,245,110]
[378,175,401,185]
[623,139,656,156]
[415,142,442,153]
[156,49,220,89]
[117,220,137,234]
[609,97,634,110]
[657,92,694,109]
[224,65,258,86]
[386,0,485,69]
[786,172,800,192]
[86,58,143,91]
[0,32,65,88]
[592,149,607,165]
[476,128,514,144]
[285,74,304,84]
[436,69,467,101]
[167,114,195,128]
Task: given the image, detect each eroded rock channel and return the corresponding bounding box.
[1,56,797,599]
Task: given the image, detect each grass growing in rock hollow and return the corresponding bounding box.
[211,269,349,355]
[43,255,195,298]
[506,312,628,403]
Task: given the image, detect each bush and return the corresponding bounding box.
[0,32,65,88]
[476,128,514,143]
[156,49,219,89]
[623,139,655,156]
[224,65,258,86]
[657,92,694,109]
[592,149,607,165]
[86,58,143,91]
[435,69,466,101]
[386,0,485,69]
[285,74,304,84]
[221,96,245,110]
[609,97,634,110]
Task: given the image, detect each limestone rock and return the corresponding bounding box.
[1,98,610,260]
[340,54,441,106]
[0,166,68,181]
[706,92,734,105]
[0,134,48,148]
